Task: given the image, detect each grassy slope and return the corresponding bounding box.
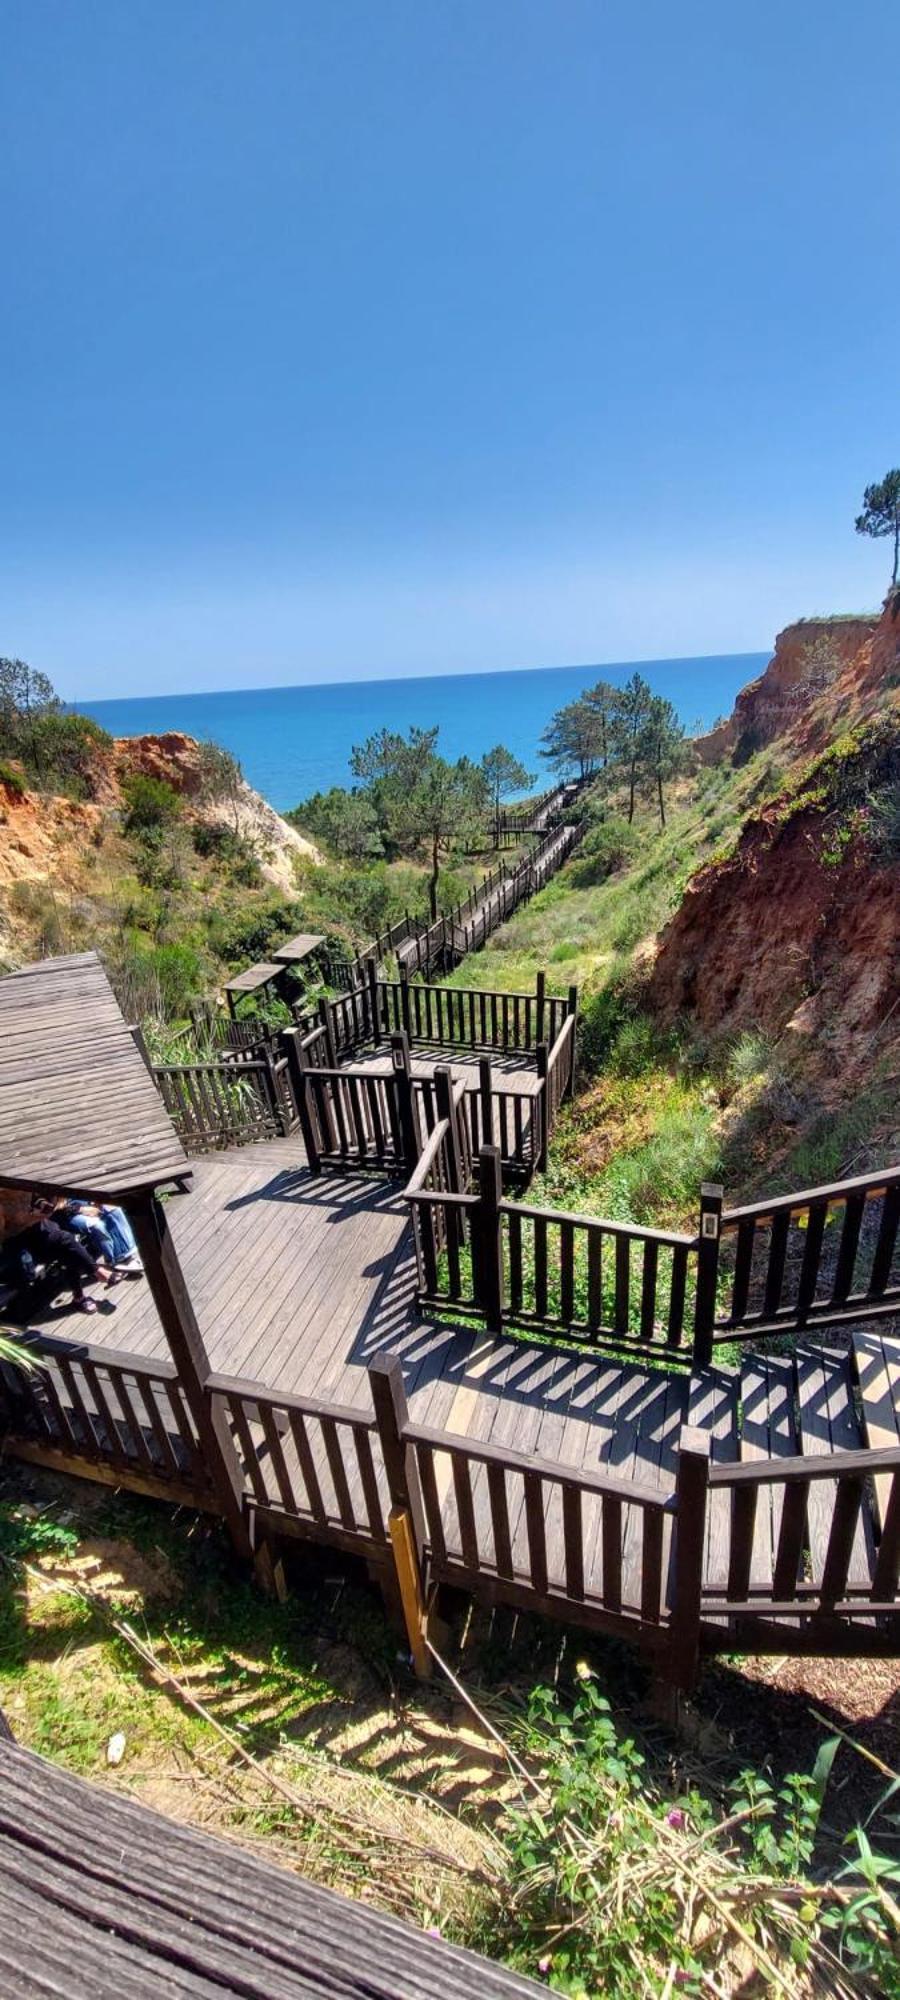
[444,737,897,1230]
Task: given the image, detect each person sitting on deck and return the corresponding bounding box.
[59,1199,144,1277]
[0,1204,119,1315]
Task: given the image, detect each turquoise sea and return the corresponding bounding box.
[77,653,765,813]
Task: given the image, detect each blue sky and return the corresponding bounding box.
[2,1,897,699]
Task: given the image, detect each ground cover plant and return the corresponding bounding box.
[1,1465,898,1996]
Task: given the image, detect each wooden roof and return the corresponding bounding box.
[223,960,284,995]
[0,952,189,1200]
[0,1735,543,1998]
[271,932,325,965]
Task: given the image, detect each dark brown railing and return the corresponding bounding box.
[208,1373,388,1558]
[0,1332,211,1503]
[376,972,571,1054]
[406,1147,900,1367]
[714,1168,900,1343]
[154,1056,292,1153]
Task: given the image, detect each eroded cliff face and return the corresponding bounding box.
[694,610,885,765]
[0,733,322,905]
[650,714,900,1082]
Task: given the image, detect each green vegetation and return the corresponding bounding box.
[2,1476,897,1996]
[540,672,689,825]
[856,466,900,589]
[0,656,111,798]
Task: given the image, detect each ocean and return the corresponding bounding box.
[77,653,765,813]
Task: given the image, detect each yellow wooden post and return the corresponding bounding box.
[388,1506,431,1679]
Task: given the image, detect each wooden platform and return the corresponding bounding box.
[12,1132,900,1621]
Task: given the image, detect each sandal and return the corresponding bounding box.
[75,1296,98,1314]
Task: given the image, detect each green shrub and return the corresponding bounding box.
[122,773,183,837]
[211,901,303,967]
[0,761,25,796]
[569,815,639,887]
[109,938,204,1021]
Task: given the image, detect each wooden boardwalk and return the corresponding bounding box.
[13,1135,900,1623]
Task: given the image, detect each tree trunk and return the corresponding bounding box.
[628,758,637,823]
[657,770,666,827]
[893,516,899,588]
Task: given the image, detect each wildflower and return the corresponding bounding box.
[666,1806,686,1830]
[427,1926,441,1937]
[574,1659,593,1680]
[538,1955,552,1974]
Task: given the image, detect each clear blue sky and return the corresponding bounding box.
[2,1,897,699]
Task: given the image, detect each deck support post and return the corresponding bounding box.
[369,1354,431,1674]
[129,1194,252,1561]
[475,1145,504,1333]
[666,1424,710,1692]
[390,1031,419,1171]
[535,970,546,1046]
[692,1183,724,1369]
[281,1028,321,1175]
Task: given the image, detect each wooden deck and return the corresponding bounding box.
[12,1135,900,1629]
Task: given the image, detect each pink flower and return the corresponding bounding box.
[666,1807,686,1830]
[427,1926,441,1937]
[538,1956,552,1975]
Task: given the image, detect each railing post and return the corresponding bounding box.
[535,1042,549,1172]
[475,1144,504,1332]
[666,1424,710,1692]
[535,969,546,1046]
[366,958,381,1045]
[281,1028,321,1175]
[261,1046,288,1136]
[692,1183,723,1368]
[390,1029,419,1170]
[433,1063,463,1194]
[129,1194,253,1562]
[399,964,412,1039]
[368,1353,431,1677]
[318,996,338,1070]
[478,1054,493,1152]
[566,985,578,1098]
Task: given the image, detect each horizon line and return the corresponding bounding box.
[71,643,771,708]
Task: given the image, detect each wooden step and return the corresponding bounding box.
[853,1330,900,1530]
[739,1351,797,1590]
[795,1344,874,1590]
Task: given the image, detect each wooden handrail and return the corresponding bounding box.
[721,1163,900,1224]
[15,1330,180,1380]
[404,1117,452,1192]
[498,1196,693,1250]
[402,1417,672,1509]
[206,1370,376,1430]
[708,1442,900,1487]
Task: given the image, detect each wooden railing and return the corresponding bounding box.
[713,1168,900,1345]
[154,1057,291,1153]
[377,972,572,1054]
[404,1110,479,1306]
[0,1332,211,1503]
[407,1417,673,1640]
[208,1374,388,1558]
[406,1142,900,1366]
[702,1441,900,1638]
